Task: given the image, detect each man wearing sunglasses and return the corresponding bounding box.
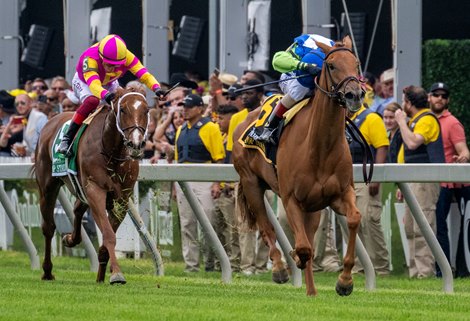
[395,85,445,278]
[429,82,470,278]
[11,94,47,159]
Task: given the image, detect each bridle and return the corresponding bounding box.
[106,92,149,160]
[314,47,373,184]
[314,47,364,107]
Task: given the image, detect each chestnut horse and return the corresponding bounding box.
[233,36,364,296]
[34,88,149,284]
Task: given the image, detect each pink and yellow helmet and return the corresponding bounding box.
[98,34,127,65]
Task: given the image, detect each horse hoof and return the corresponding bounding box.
[335,281,353,296]
[41,274,55,281]
[272,269,289,284]
[110,272,126,285]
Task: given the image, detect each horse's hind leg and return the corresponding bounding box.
[284,199,312,270]
[240,179,288,284]
[38,179,61,281]
[96,244,110,283]
[330,186,361,296]
[62,200,88,247]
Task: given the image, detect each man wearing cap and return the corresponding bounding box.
[429,82,470,277]
[57,34,165,156]
[348,103,391,275]
[395,85,445,278]
[369,68,395,115]
[174,94,225,272]
[224,79,270,275]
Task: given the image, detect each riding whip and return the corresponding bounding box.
[231,74,311,94]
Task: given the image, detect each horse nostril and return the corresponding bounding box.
[344,92,355,100]
[139,141,145,149]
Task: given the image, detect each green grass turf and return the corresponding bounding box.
[1,250,469,321]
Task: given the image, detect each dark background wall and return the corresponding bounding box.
[18,0,470,86]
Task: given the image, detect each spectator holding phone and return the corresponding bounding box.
[0,114,24,157]
[0,90,17,125]
[12,94,47,160]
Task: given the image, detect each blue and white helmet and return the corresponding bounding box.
[293,34,334,88]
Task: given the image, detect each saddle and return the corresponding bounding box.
[239,94,311,165]
[50,107,104,203]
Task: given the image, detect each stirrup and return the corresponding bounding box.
[257,127,277,144]
[57,139,71,156]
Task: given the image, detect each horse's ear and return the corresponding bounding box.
[342,35,352,49]
[317,41,331,55]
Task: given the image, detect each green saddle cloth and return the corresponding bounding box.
[51,121,87,176]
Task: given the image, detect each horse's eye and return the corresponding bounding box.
[120,108,127,114]
[328,63,335,70]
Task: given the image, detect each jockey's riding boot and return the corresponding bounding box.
[57,121,81,157]
[257,102,288,144]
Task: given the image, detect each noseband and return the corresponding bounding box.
[113,92,149,140]
[314,47,363,107]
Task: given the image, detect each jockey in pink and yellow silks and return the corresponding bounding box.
[58,34,165,156]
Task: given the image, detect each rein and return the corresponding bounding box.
[314,47,363,107]
[345,116,374,184]
[313,46,373,184]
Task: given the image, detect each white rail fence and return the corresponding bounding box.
[1,159,470,292]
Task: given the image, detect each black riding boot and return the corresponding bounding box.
[257,102,287,144]
[57,121,81,156]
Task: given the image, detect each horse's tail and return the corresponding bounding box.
[236,181,257,229]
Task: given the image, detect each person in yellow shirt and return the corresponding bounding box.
[174,94,225,272]
[395,85,445,278]
[348,105,390,275]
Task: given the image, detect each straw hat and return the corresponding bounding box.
[219,72,238,87]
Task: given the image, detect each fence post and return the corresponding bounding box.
[178,181,232,283]
[0,181,40,269]
[397,182,453,293]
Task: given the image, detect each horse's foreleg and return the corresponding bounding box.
[62,200,88,247]
[304,211,320,296]
[87,186,125,285]
[331,187,361,296]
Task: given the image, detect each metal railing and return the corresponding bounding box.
[2,161,469,292]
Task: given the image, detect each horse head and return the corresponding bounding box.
[315,35,364,113]
[111,87,150,159]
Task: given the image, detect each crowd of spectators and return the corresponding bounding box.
[2,39,468,279]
